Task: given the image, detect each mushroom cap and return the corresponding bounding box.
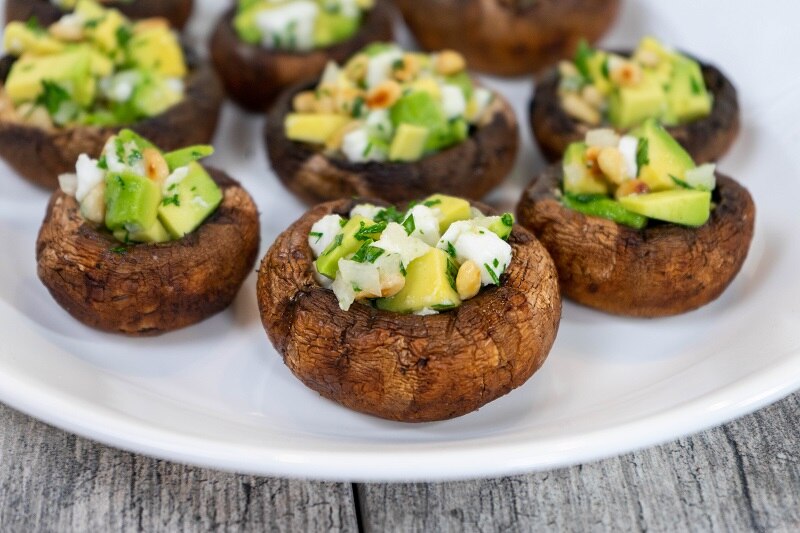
[0,61,223,189]
[256,198,562,422]
[265,81,519,204]
[5,0,194,29]
[517,164,756,317]
[530,55,740,163]
[210,1,393,112]
[394,0,621,77]
[36,168,261,336]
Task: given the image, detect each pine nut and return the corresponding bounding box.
[143,148,169,183]
[558,60,580,78]
[597,147,628,185]
[610,60,643,87]
[615,179,650,199]
[344,54,369,82]
[456,260,481,300]
[325,120,363,151]
[581,85,605,110]
[561,93,601,125]
[366,80,401,109]
[380,273,405,298]
[435,50,466,75]
[292,91,317,113]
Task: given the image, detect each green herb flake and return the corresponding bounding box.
[670,174,692,189]
[573,39,593,80]
[446,258,459,291]
[25,16,45,34]
[116,25,133,48]
[110,246,128,255]
[162,194,180,207]
[484,263,500,285]
[322,233,344,255]
[309,231,323,243]
[127,149,142,166]
[351,95,365,118]
[391,58,405,71]
[374,206,404,224]
[423,199,442,207]
[352,241,385,264]
[339,217,348,227]
[97,155,108,170]
[35,81,70,116]
[501,213,514,227]
[402,213,416,235]
[355,221,387,241]
[493,258,499,268]
[431,303,457,311]
[636,137,649,169]
[445,241,456,258]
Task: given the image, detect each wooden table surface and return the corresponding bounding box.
[1,392,798,532]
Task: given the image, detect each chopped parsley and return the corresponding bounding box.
[352,241,385,264]
[670,174,692,189]
[115,25,133,48]
[355,221,387,241]
[35,81,70,116]
[484,263,500,285]
[25,17,45,34]
[97,155,108,170]
[501,213,514,227]
[446,258,459,291]
[322,233,344,255]
[309,231,323,243]
[127,149,142,166]
[423,199,442,207]
[636,137,650,169]
[402,214,416,235]
[110,246,128,255]
[374,206,404,224]
[445,241,456,258]
[351,95,365,118]
[162,194,180,207]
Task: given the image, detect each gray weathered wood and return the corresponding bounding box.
[358,392,800,533]
[0,404,358,533]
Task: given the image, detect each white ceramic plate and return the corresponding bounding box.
[1,0,799,482]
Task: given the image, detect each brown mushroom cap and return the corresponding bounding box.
[36,168,261,336]
[256,198,561,422]
[5,0,194,29]
[0,61,223,189]
[530,55,740,163]
[394,0,620,77]
[517,164,755,317]
[209,1,393,112]
[265,81,519,204]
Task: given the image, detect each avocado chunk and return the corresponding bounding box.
[618,189,711,227]
[562,141,609,195]
[665,58,712,124]
[104,171,161,232]
[563,194,648,229]
[6,47,94,105]
[608,75,666,129]
[423,193,471,233]
[128,26,187,78]
[83,6,126,56]
[376,248,461,313]
[163,145,215,171]
[157,163,223,239]
[132,73,184,117]
[3,22,65,55]
[113,220,171,243]
[116,128,155,150]
[389,123,428,162]
[314,11,360,47]
[285,113,351,144]
[632,119,696,191]
[389,90,455,152]
[482,213,515,240]
[315,215,375,278]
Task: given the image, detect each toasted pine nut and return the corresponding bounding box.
[49,20,84,41]
[344,53,369,82]
[380,273,405,298]
[334,86,365,115]
[292,91,317,113]
[325,120,363,151]
[585,146,601,171]
[558,60,580,78]
[597,147,628,185]
[581,85,605,110]
[610,60,643,87]
[635,50,660,68]
[392,54,420,82]
[366,80,402,109]
[435,50,466,75]
[456,260,481,300]
[615,179,650,199]
[22,104,54,129]
[134,18,170,33]
[561,93,600,125]
[143,148,169,183]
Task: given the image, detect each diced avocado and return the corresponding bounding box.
[163,145,214,171]
[444,71,473,100]
[665,58,712,124]
[410,78,441,100]
[116,128,155,150]
[423,193,471,233]
[285,113,351,144]
[3,22,65,55]
[632,119,695,191]
[314,11,360,47]
[104,171,162,232]
[635,36,679,65]
[586,51,612,95]
[389,124,428,162]
[618,189,711,227]
[128,26,187,78]
[233,2,264,44]
[85,7,127,55]
[88,47,114,77]
[562,142,608,195]
[608,75,666,129]
[6,47,94,105]
[389,90,453,152]
[157,163,223,239]
[315,215,375,278]
[376,248,461,313]
[484,213,515,240]
[113,220,171,243]
[132,73,183,116]
[562,194,648,229]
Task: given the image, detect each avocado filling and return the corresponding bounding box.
[2,0,187,128]
[57,129,222,244]
[561,119,717,228]
[284,43,495,163]
[558,36,713,129]
[308,194,514,313]
[234,0,374,50]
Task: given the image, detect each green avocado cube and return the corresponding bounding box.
[315,215,375,279]
[632,118,696,191]
[376,248,461,313]
[113,220,171,244]
[562,194,648,229]
[157,163,223,239]
[608,75,666,129]
[423,193,471,233]
[132,73,184,117]
[666,58,713,124]
[618,189,711,227]
[104,171,161,232]
[163,145,215,171]
[484,213,515,240]
[562,141,609,195]
[314,11,360,47]
[117,128,156,150]
[5,47,94,106]
[389,91,454,152]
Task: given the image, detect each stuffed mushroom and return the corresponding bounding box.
[265,43,518,204]
[210,0,393,111]
[257,194,561,422]
[37,130,260,335]
[531,37,740,163]
[0,1,223,189]
[517,121,755,317]
[5,0,194,30]
[394,0,620,77]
